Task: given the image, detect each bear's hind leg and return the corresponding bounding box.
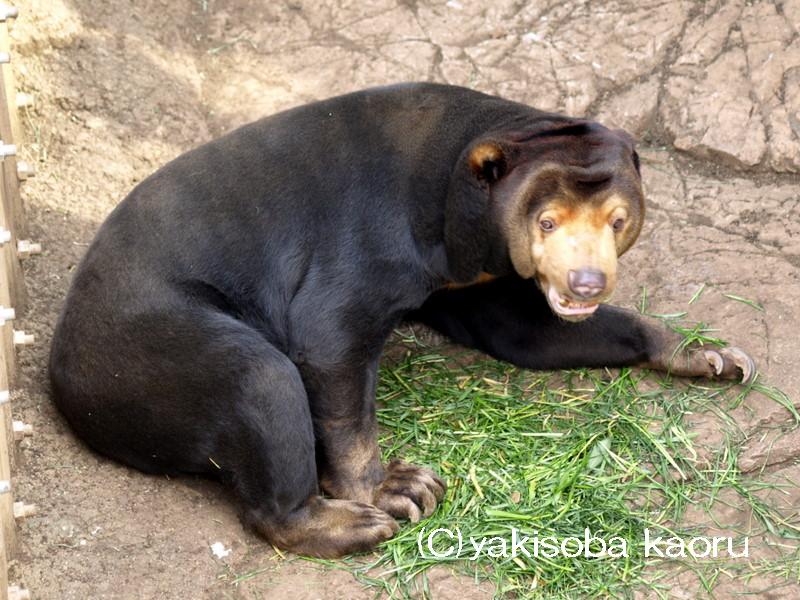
[51,309,397,557]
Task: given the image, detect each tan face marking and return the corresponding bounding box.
[529,194,631,319]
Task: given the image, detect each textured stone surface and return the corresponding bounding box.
[148,0,800,171]
[661,0,800,171]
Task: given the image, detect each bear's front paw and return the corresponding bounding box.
[373,460,446,522]
[703,347,756,384]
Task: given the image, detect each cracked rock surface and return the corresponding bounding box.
[6,0,800,598]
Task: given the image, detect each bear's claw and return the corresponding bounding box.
[373,460,446,523]
[704,347,756,384]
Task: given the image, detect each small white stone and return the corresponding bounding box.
[210,541,231,559]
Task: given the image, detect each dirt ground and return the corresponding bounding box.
[3,0,800,598]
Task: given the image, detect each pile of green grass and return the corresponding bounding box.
[304,324,800,599]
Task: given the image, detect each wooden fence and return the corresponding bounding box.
[0,4,40,599]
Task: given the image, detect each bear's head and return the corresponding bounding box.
[445,120,644,322]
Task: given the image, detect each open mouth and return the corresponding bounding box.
[546,285,599,319]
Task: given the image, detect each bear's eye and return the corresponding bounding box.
[539,218,557,232]
[612,217,626,232]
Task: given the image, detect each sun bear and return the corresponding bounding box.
[49,83,754,557]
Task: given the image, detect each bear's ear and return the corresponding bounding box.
[444,141,510,282]
[467,142,507,183]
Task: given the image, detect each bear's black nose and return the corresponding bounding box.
[567,268,606,299]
